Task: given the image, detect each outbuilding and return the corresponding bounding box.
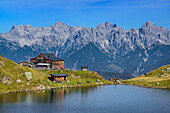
[81,66,88,71]
[19,61,32,67]
[50,74,69,82]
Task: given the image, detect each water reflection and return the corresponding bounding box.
[0,86,101,104]
[0,85,170,113]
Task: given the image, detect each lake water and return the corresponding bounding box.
[0,85,170,113]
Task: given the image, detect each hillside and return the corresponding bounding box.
[124,65,170,88]
[97,71,134,80]
[0,55,52,93]
[0,21,170,75]
[0,55,113,94]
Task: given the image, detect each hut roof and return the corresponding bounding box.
[19,61,32,64]
[50,74,69,77]
[42,53,64,61]
[81,66,88,69]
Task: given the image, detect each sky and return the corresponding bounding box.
[0,0,170,33]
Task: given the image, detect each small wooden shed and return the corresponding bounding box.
[19,61,32,67]
[50,74,69,82]
[81,66,88,71]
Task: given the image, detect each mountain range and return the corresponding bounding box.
[0,21,169,75]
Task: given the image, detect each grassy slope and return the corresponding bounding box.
[0,55,52,93]
[43,70,112,86]
[0,55,113,94]
[124,65,170,88]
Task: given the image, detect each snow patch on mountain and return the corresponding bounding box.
[143,50,149,62]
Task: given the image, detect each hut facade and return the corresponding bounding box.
[19,61,32,67]
[30,53,64,70]
[50,74,69,82]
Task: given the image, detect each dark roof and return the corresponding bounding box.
[50,74,69,77]
[81,66,88,69]
[42,53,64,61]
[19,61,32,64]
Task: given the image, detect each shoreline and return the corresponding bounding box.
[0,82,115,95]
[123,83,170,90]
[1,83,170,95]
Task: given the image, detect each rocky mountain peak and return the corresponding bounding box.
[53,21,67,26]
[3,21,169,49]
[10,25,17,32]
[130,28,136,31]
[51,21,69,31]
[17,25,33,29]
[97,22,105,27]
[142,21,155,28]
[105,21,111,26]
[0,21,170,75]
[96,21,116,31]
[113,24,118,28]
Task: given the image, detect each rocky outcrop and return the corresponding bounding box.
[0,76,13,85]
[0,21,169,75]
[16,79,21,83]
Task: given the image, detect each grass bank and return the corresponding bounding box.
[124,65,170,89]
[0,55,114,94]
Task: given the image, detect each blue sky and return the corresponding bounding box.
[0,0,170,33]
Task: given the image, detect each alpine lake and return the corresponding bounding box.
[0,85,170,113]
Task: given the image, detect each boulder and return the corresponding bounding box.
[42,86,45,90]
[2,76,13,84]
[16,79,21,83]
[139,74,145,77]
[116,80,122,84]
[24,72,33,80]
[100,82,103,84]
[165,67,170,71]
